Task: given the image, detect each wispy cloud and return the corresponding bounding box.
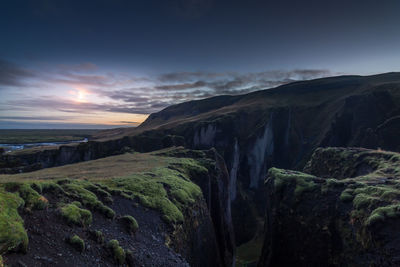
[0,59,37,87]
[0,59,333,126]
[0,116,74,121]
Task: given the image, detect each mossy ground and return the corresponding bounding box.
[269,147,400,228]
[68,235,85,252]
[60,203,92,227]
[120,215,139,234]
[0,187,28,254]
[107,239,126,265]
[0,149,209,260]
[269,167,318,198]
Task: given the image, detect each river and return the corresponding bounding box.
[0,138,89,152]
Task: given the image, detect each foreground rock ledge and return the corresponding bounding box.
[259,147,400,267]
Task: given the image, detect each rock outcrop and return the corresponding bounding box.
[259,147,400,266]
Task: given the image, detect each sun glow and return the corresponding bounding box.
[69,88,88,102]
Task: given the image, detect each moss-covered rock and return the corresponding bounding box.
[120,215,139,234]
[89,230,104,244]
[60,203,92,227]
[107,239,125,265]
[4,182,48,210]
[259,147,400,267]
[268,167,318,197]
[59,180,116,219]
[0,188,28,254]
[68,234,85,252]
[101,158,203,224]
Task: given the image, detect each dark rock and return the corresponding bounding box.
[258,147,400,267]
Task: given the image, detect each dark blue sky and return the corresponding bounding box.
[0,0,400,128]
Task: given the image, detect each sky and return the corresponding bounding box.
[0,0,400,129]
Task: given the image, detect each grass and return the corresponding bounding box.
[366,204,400,226]
[0,148,212,261]
[0,151,206,224]
[340,189,354,202]
[68,235,85,252]
[120,215,139,234]
[107,239,125,265]
[0,187,28,254]
[0,150,206,224]
[60,180,115,219]
[0,152,172,182]
[90,230,104,244]
[60,203,92,227]
[269,167,318,197]
[101,160,203,223]
[0,129,98,144]
[3,182,48,210]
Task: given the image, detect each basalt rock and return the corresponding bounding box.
[258,147,400,267]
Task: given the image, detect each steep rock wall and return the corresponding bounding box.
[258,148,400,266]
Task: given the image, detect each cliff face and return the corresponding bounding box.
[258,147,400,267]
[0,148,235,267]
[154,148,235,267]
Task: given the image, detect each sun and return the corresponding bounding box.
[69,88,88,103]
[77,90,85,102]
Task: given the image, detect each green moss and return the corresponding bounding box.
[68,235,85,252]
[60,180,115,219]
[90,230,104,244]
[62,182,101,208]
[37,182,66,195]
[0,188,28,253]
[352,193,379,209]
[366,204,400,226]
[121,215,139,234]
[269,167,318,197]
[107,239,126,265]
[340,189,354,202]
[60,203,92,227]
[71,201,82,208]
[326,178,345,188]
[99,205,115,219]
[100,159,203,224]
[4,182,48,210]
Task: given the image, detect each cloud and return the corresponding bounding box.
[56,62,98,73]
[0,59,36,87]
[89,68,332,114]
[7,96,163,115]
[0,58,333,124]
[0,116,74,121]
[158,71,225,82]
[155,81,207,90]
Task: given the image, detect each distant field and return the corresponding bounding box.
[0,129,99,144]
[0,148,178,182]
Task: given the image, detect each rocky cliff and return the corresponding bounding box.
[259,147,400,266]
[0,148,234,267]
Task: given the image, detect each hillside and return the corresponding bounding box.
[0,147,234,267]
[94,72,400,140]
